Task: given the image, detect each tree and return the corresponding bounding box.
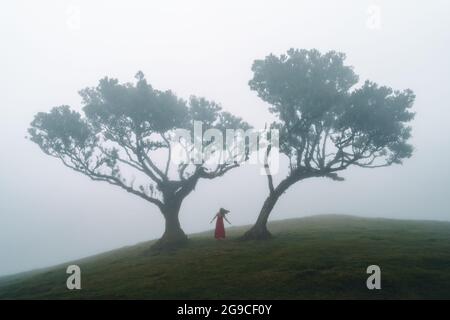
[28,72,250,249]
[241,49,415,240]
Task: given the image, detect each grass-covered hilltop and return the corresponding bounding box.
[1,215,450,299]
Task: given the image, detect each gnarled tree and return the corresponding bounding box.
[28,72,250,249]
[242,49,415,240]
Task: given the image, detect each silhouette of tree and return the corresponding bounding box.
[242,49,415,240]
[29,72,250,249]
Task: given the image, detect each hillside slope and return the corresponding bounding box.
[1,215,450,299]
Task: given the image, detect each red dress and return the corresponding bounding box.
[215,214,226,239]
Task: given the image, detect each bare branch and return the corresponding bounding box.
[161,133,172,176]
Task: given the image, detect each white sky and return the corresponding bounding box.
[1,0,449,276]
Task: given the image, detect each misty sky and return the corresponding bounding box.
[1,0,449,276]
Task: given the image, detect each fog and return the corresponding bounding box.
[1,0,449,276]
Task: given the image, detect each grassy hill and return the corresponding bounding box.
[1,214,450,299]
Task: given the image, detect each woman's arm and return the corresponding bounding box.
[223,215,231,225]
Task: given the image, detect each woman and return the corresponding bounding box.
[210,208,231,239]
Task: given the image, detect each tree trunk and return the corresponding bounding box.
[240,193,280,240]
[152,203,188,250]
[240,172,303,241]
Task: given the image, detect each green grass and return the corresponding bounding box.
[1,214,450,299]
